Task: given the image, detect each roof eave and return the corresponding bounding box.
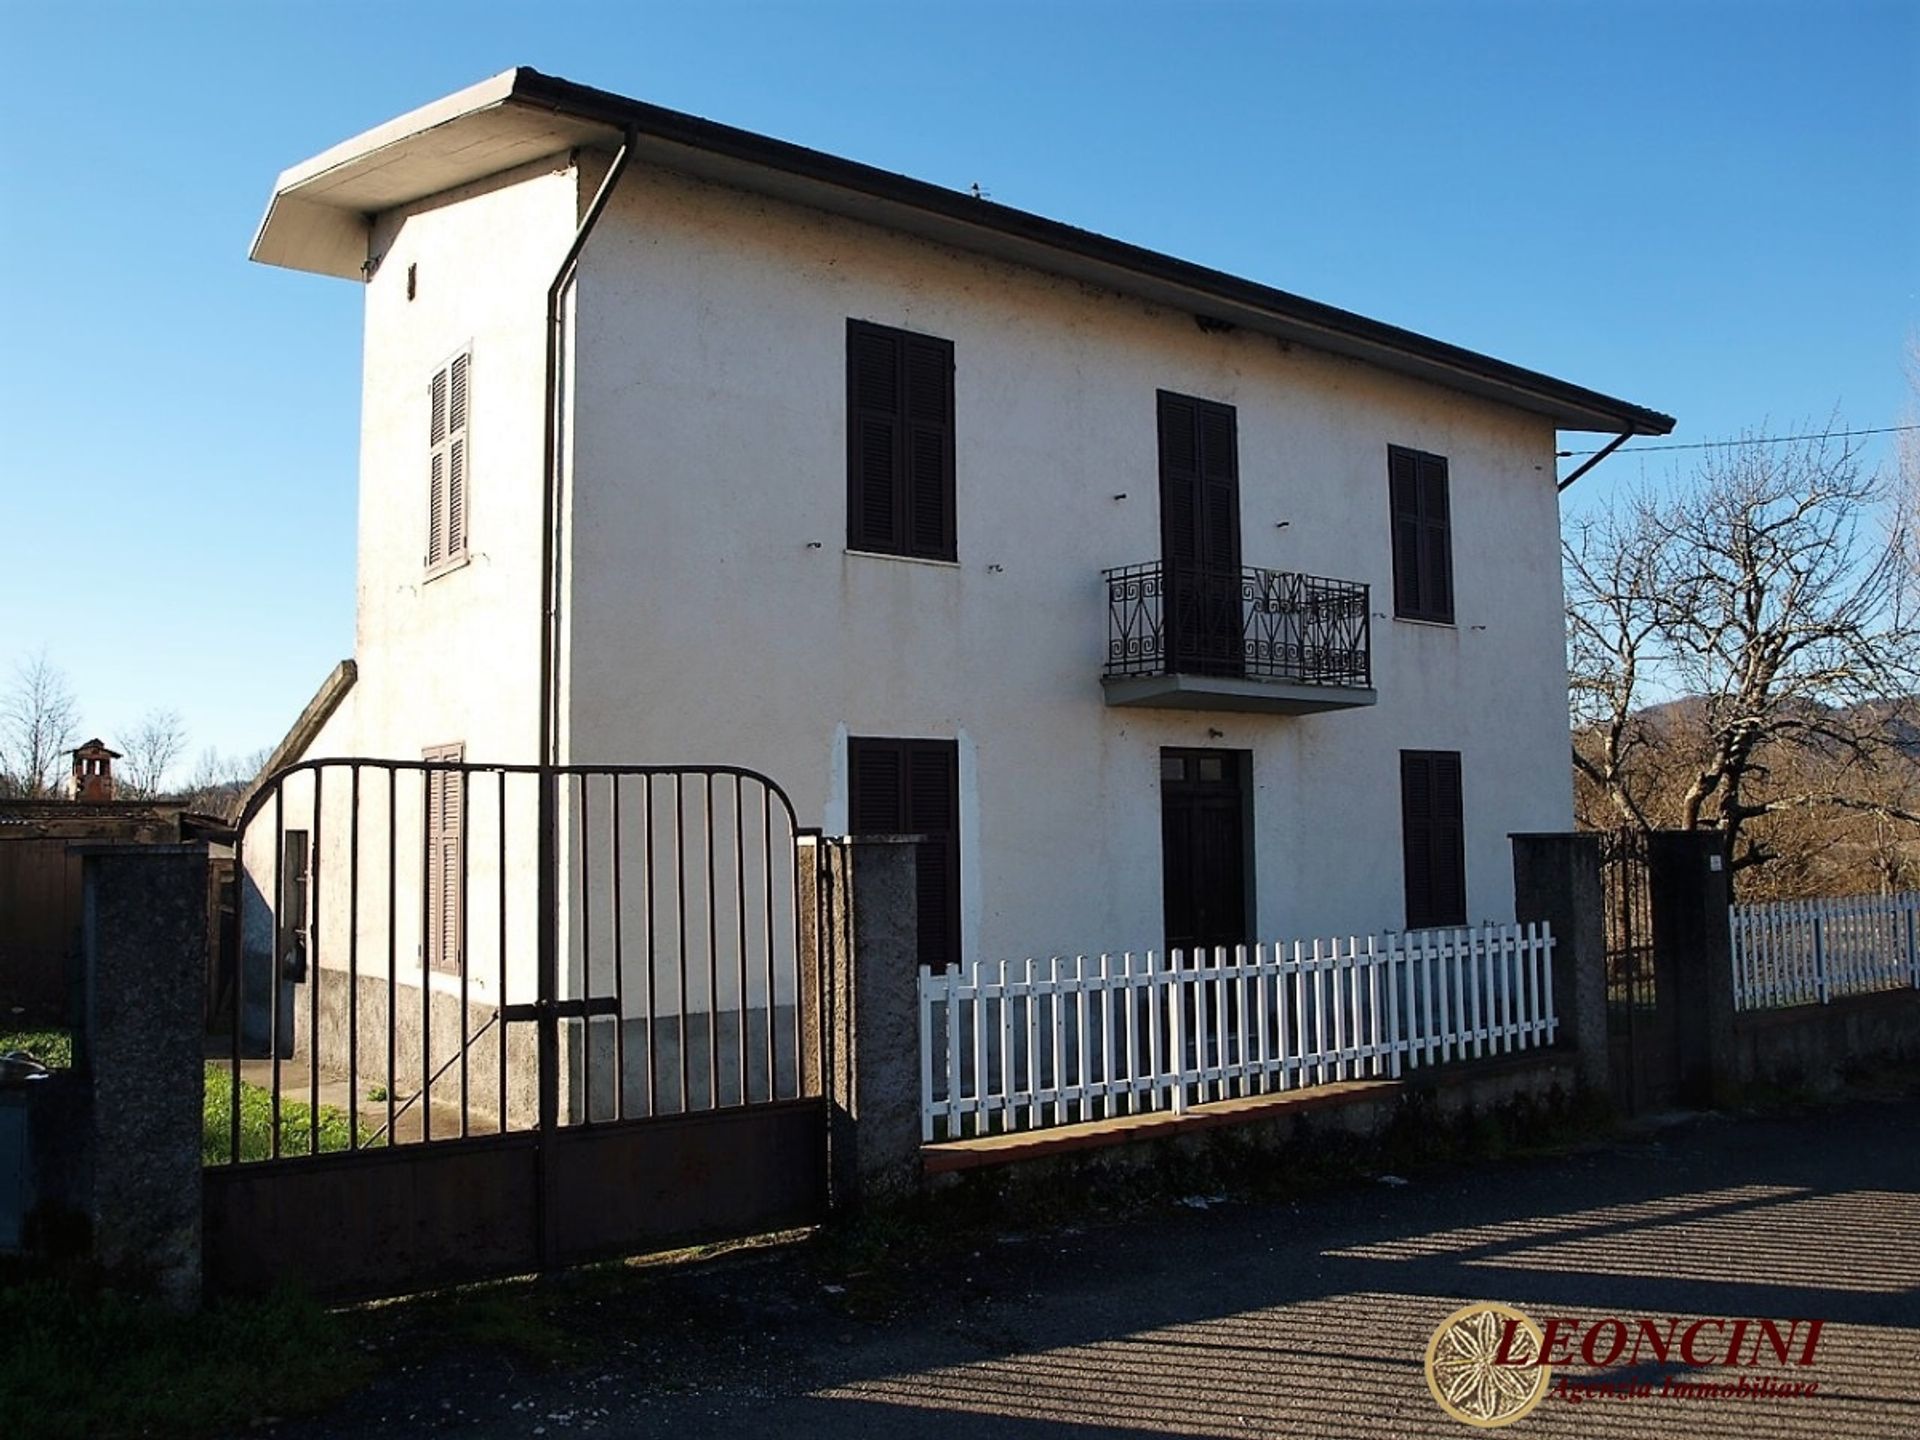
[249,67,1674,436]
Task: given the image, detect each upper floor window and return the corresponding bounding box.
[1388,445,1452,623]
[427,352,470,574]
[846,320,955,561]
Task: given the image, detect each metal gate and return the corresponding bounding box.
[202,759,828,1299]
[1599,828,1678,1114]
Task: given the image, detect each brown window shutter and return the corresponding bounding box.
[848,740,904,832]
[1416,451,1452,622]
[905,744,959,969]
[903,335,954,557]
[1389,447,1421,615]
[848,324,902,552]
[1197,400,1240,574]
[1389,446,1453,622]
[1157,392,1200,565]
[848,321,954,560]
[848,736,960,967]
[1401,750,1465,929]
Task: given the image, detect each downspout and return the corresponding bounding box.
[532,130,633,1265]
[1555,429,1633,493]
[539,129,636,766]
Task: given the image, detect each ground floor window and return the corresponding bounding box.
[1400,749,1466,929]
[847,735,960,968]
[424,742,465,973]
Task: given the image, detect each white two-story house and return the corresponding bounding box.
[249,67,1671,1013]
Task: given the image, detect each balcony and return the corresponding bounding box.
[1102,562,1376,714]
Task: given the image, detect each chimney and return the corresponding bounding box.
[70,738,121,802]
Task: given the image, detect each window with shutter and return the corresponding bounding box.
[424,743,465,972]
[846,320,955,561]
[1388,445,1453,623]
[426,352,472,574]
[847,736,961,968]
[1400,749,1466,929]
[1157,390,1243,675]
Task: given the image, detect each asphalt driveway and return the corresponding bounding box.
[281,1095,1920,1438]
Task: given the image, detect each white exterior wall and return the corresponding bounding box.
[564,163,1574,964]
[270,157,587,1010]
[348,154,579,767]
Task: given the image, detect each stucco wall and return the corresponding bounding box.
[348,155,580,767]
[565,161,1575,964]
[265,157,586,1014]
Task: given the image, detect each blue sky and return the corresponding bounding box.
[1,0,1914,780]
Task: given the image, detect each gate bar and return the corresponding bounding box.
[310,766,323,1155]
[348,763,361,1150]
[419,767,432,1143]
[580,772,594,1126]
[271,784,283,1157]
[706,771,719,1114]
[459,766,471,1139]
[611,773,627,1123]
[675,774,689,1115]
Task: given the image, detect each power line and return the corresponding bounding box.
[1559,424,1918,458]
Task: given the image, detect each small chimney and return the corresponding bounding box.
[70,738,121,802]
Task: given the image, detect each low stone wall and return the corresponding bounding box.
[1733,989,1920,1093]
[924,1051,1585,1198]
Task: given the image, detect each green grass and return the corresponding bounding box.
[0,1278,374,1440]
[200,1067,383,1164]
[0,1026,74,1068]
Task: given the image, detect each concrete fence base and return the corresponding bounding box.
[1734,989,1920,1093]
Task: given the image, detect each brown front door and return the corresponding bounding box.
[1161,749,1251,959]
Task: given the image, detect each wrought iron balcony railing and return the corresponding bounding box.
[1103,561,1372,690]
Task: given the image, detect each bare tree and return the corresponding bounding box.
[0,650,80,798]
[116,709,187,798]
[182,744,272,817]
[1565,497,1666,830]
[1895,335,1920,607]
[1566,425,1920,882]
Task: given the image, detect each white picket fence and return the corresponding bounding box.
[1730,891,1920,1011]
[918,922,1557,1142]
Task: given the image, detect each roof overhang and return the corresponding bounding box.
[252,68,1674,437]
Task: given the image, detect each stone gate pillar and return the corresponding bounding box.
[1647,830,1737,1106]
[812,835,923,1206]
[80,842,208,1309]
[1511,833,1607,1092]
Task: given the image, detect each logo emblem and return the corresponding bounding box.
[1425,1302,1552,1428]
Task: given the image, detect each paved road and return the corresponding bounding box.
[285,1097,1920,1438]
